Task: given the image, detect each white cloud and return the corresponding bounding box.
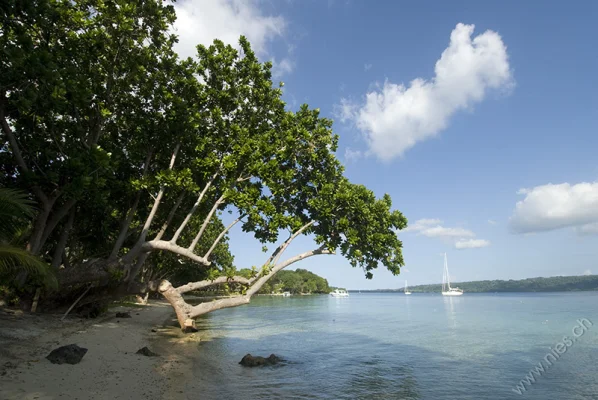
[339,23,513,161]
[403,218,489,250]
[577,222,598,236]
[171,0,286,63]
[272,57,294,79]
[402,218,442,233]
[344,148,363,163]
[455,239,490,249]
[583,269,593,276]
[364,63,373,71]
[488,219,497,225]
[422,226,475,238]
[509,181,598,234]
[402,218,473,238]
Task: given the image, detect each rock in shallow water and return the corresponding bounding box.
[46,344,88,365]
[239,353,283,367]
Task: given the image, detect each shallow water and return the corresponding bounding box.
[188,293,598,399]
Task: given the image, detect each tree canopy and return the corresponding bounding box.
[0,0,408,328]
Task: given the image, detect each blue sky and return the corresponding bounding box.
[172,0,598,289]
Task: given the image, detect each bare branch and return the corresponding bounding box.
[126,191,186,283]
[188,295,250,319]
[170,172,217,243]
[203,213,245,260]
[247,246,333,296]
[266,220,315,268]
[142,240,211,266]
[187,193,225,251]
[132,143,180,249]
[176,276,252,294]
[155,191,186,241]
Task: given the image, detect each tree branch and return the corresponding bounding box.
[203,213,245,260]
[39,197,77,250]
[141,240,210,266]
[187,193,225,251]
[51,207,76,269]
[155,191,185,241]
[170,173,216,243]
[184,247,333,320]
[176,276,252,294]
[130,143,180,253]
[109,150,153,260]
[0,93,50,206]
[126,191,185,283]
[246,246,333,296]
[266,220,315,268]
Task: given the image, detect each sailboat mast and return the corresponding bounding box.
[445,253,451,290]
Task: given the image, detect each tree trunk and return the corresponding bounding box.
[158,281,194,329]
[28,204,52,255]
[52,208,76,269]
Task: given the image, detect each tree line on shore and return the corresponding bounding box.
[358,275,598,293]
[256,269,331,294]
[0,1,406,328]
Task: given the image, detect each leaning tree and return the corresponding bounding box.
[0,0,408,328]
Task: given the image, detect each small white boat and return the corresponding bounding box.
[442,253,463,296]
[330,289,349,297]
[282,291,291,297]
[404,280,412,295]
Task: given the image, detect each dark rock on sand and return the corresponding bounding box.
[136,347,158,357]
[116,312,132,318]
[239,353,283,367]
[46,344,88,365]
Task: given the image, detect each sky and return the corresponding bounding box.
[169,0,598,289]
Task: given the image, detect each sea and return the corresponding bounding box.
[188,292,598,399]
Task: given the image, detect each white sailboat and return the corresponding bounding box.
[404,280,412,295]
[442,253,463,296]
[330,289,349,297]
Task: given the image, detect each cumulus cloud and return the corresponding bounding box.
[171,0,286,63]
[402,218,489,249]
[455,239,490,249]
[509,181,598,234]
[364,63,373,71]
[339,23,513,161]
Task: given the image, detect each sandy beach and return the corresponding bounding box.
[0,301,199,400]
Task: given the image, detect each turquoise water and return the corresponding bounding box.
[190,293,598,399]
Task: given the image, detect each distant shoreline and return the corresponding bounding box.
[350,274,598,293]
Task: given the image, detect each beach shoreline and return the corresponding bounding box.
[0,301,198,400]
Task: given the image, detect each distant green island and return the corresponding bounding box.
[257,269,331,295]
[353,275,598,293]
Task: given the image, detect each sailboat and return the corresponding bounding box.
[404,280,412,295]
[442,253,463,296]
